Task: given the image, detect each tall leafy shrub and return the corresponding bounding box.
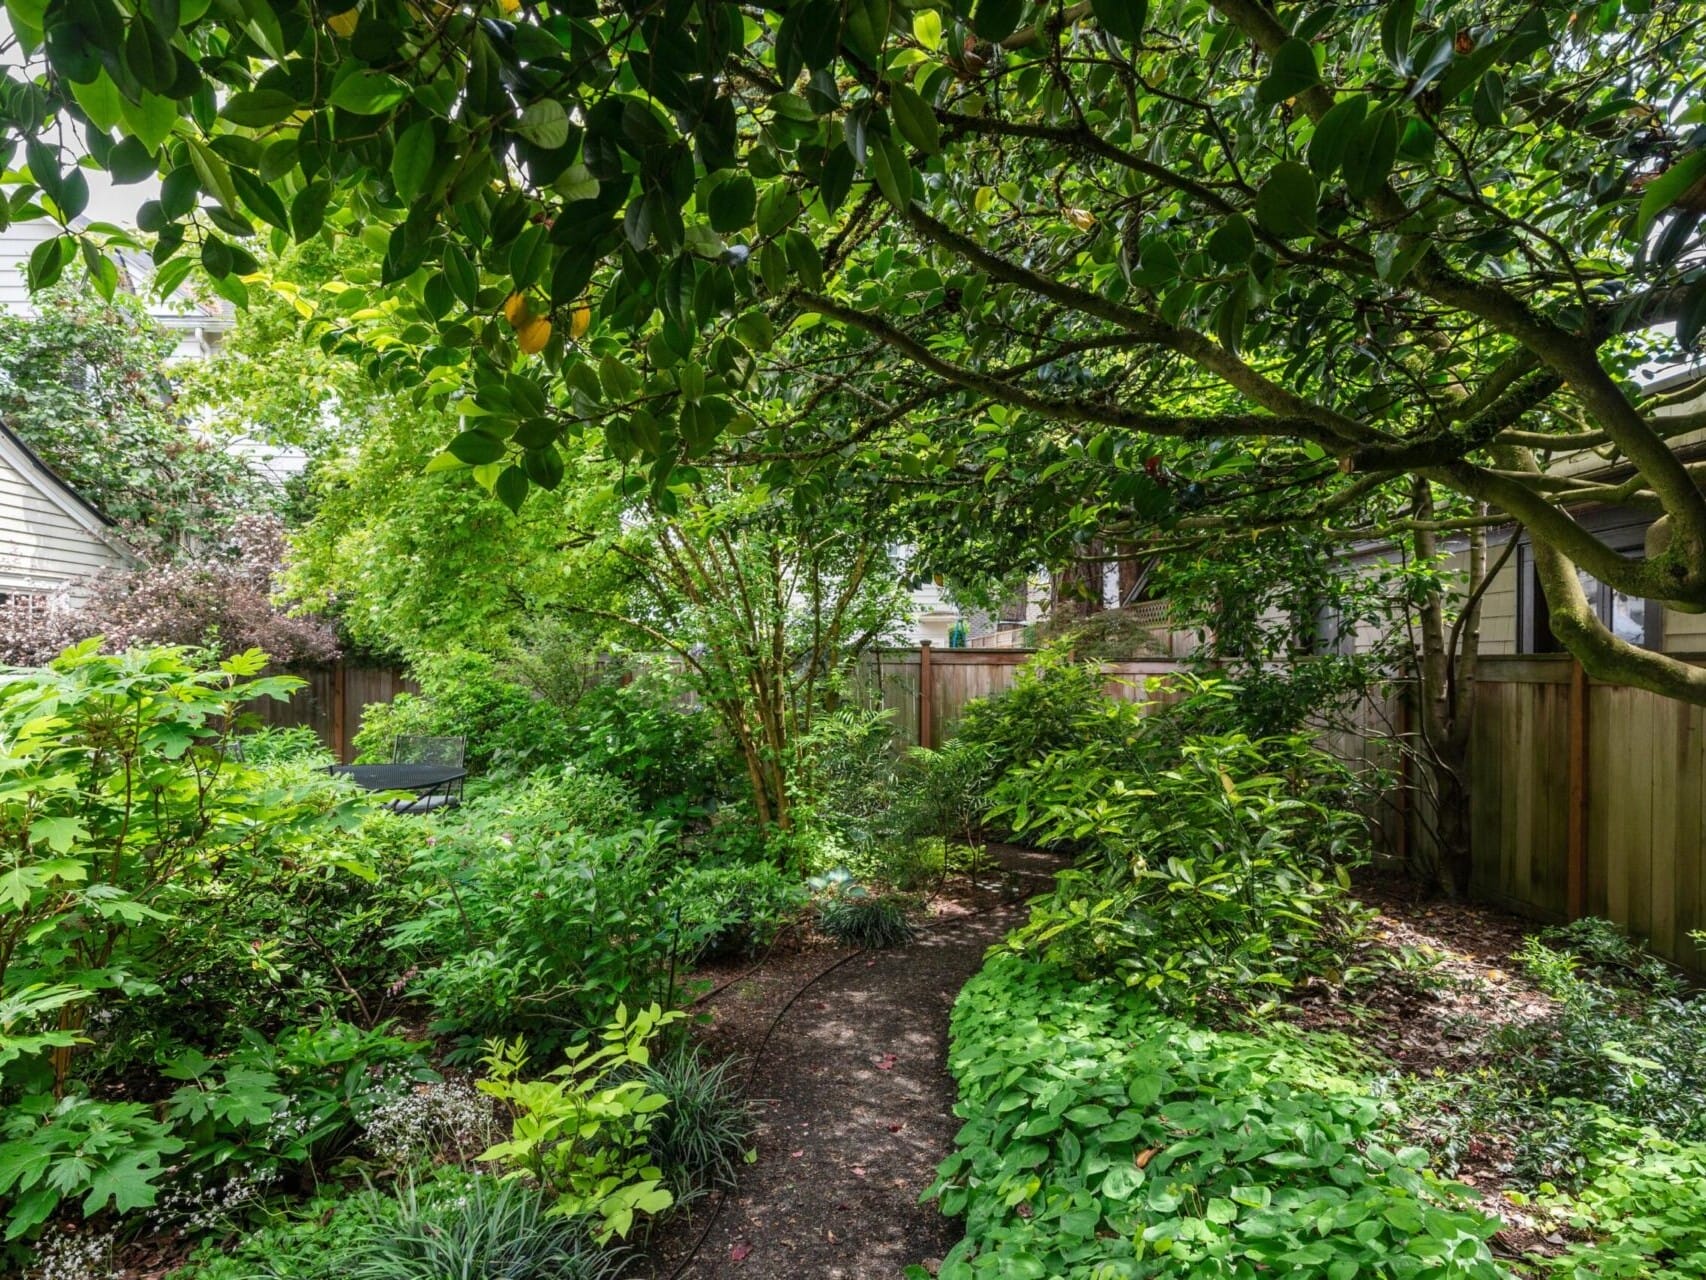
[0,643,356,1092]
[387,797,677,1054]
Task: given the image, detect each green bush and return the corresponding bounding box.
[162,1020,432,1179]
[0,645,359,1101]
[563,678,728,814]
[352,649,573,776]
[387,811,677,1055]
[952,646,1138,775]
[92,810,424,1070]
[660,859,805,961]
[925,954,1506,1280]
[0,1094,184,1243]
[475,1004,681,1242]
[234,724,334,768]
[452,763,642,838]
[995,732,1369,1011]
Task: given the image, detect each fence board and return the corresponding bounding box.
[250,662,416,762]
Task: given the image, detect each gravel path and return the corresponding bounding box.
[648,846,1061,1280]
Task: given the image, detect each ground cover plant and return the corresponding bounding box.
[922,669,1706,1279]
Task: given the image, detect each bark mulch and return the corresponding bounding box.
[647,845,1064,1280]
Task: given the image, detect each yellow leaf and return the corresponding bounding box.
[328,8,358,36]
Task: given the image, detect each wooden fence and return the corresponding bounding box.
[863,645,1706,972]
[1468,654,1706,970]
[250,662,417,763]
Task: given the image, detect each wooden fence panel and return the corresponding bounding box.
[250,662,416,762]
[1466,655,1706,972]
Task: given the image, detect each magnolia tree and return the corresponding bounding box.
[4,4,1704,692]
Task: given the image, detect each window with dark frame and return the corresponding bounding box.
[1517,533,1662,654]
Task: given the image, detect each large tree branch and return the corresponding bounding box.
[793,289,1352,447]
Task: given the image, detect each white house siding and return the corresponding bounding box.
[0,446,130,598]
[0,220,231,360]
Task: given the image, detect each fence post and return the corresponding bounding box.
[918,641,933,749]
[1568,658,1589,919]
[1396,683,1411,871]
[332,661,348,764]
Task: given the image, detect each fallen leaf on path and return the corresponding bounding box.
[875,1052,897,1070]
[729,1242,753,1263]
[790,1149,804,1158]
[888,1122,904,1132]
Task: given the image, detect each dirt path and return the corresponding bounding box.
[648,846,1061,1280]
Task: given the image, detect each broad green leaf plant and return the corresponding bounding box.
[0,642,357,1093]
[476,1003,682,1242]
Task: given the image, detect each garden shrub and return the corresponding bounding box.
[453,763,642,838]
[387,813,677,1055]
[161,1019,432,1180]
[952,646,1138,775]
[236,724,334,768]
[0,643,358,1099]
[563,677,729,815]
[924,954,1506,1280]
[659,859,805,961]
[995,732,1369,1011]
[351,648,573,776]
[476,1004,681,1242]
[0,1094,185,1243]
[93,810,424,1069]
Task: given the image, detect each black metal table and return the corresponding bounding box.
[328,764,467,810]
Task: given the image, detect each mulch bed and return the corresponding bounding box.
[644,846,1063,1280]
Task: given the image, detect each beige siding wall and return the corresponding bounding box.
[0,450,129,596]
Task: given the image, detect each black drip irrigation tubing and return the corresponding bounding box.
[661,857,1062,1280]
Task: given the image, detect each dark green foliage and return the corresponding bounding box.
[386,805,676,1056]
[351,649,572,777]
[926,955,1505,1279]
[631,1045,754,1199]
[660,860,804,962]
[814,882,916,949]
[952,648,1127,776]
[563,679,729,815]
[92,812,423,1070]
[986,679,1370,1012]
[162,1020,431,1178]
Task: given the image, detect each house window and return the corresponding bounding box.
[1518,538,1661,653]
[0,593,48,623]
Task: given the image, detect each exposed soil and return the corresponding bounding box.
[646,845,1064,1280]
[1295,885,1572,1263]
